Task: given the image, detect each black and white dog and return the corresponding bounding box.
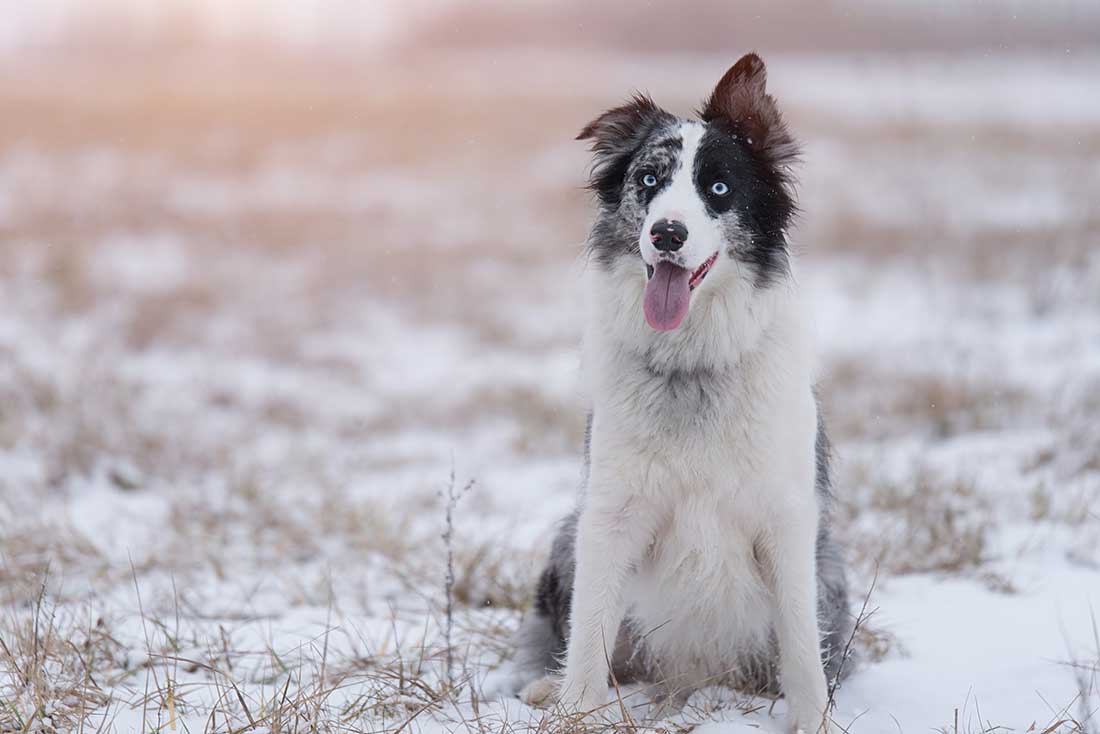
[501,54,851,734]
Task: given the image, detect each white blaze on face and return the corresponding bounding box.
[639,122,720,272]
[639,121,724,332]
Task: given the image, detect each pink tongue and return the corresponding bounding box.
[643,261,692,331]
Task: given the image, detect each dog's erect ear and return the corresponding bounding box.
[577,94,671,206]
[700,53,797,166]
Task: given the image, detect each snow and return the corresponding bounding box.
[0,47,1098,734]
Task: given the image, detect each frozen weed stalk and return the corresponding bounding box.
[441,465,475,690]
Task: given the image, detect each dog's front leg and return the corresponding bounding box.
[559,480,649,715]
[762,510,830,734]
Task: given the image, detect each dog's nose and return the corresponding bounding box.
[650,219,688,252]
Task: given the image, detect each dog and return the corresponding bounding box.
[499,54,852,734]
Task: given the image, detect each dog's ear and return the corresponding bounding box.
[577,94,671,206]
[700,53,797,167]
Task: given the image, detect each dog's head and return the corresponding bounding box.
[579,54,798,332]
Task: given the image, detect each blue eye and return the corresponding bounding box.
[710,181,730,196]
[641,173,658,187]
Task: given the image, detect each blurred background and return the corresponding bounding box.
[1,2,1099,732]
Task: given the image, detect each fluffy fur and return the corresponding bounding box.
[496,54,852,734]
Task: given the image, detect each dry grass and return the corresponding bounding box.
[0,518,109,607]
[0,44,1097,734]
[837,469,995,580]
[821,359,1031,442]
[0,575,126,734]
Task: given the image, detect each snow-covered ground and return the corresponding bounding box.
[1,50,1098,733]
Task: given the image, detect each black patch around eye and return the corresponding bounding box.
[693,130,751,215]
[694,122,797,286]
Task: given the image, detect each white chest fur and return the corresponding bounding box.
[573,258,821,691]
[627,489,776,686]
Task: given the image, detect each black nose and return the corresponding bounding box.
[650,219,688,252]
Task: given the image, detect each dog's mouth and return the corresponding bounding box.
[643,252,718,331]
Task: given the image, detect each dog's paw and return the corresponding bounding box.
[519,675,561,708]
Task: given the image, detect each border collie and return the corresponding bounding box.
[501,54,851,734]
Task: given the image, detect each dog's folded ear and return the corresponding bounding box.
[700,53,798,167]
[577,94,672,207]
[576,93,664,150]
